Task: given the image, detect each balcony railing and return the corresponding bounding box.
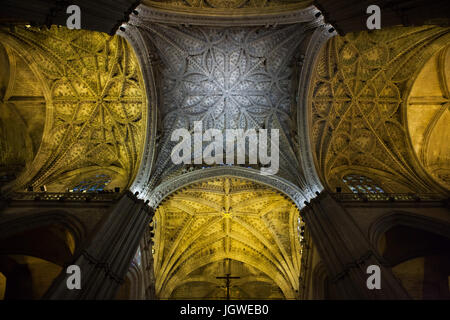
[5,191,120,202]
[332,193,444,202]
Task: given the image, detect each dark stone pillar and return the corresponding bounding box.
[301,191,409,299]
[44,191,153,300]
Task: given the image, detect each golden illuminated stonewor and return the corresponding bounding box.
[0,26,147,193]
[0,3,449,302]
[407,45,450,190]
[153,177,302,299]
[309,26,450,195]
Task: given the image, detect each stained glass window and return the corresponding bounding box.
[70,174,111,192]
[342,175,385,194]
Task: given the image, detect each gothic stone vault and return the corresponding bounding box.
[1,0,449,302]
[0,26,148,194]
[119,2,332,206]
[153,177,302,299]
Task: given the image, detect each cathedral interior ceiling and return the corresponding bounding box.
[0,26,147,193]
[309,26,450,194]
[1,2,449,302]
[153,177,302,299]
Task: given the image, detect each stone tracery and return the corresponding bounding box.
[308,26,450,194]
[0,26,148,192]
[135,23,310,190]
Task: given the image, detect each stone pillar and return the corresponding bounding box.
[44,191,153,300]
[141,230,156,300]
[301,191,409,299]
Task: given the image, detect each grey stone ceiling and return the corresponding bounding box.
[150,24,303,131]
[120,4,333,202]
[141,23,307,188]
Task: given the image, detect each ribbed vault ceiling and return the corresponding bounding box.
[407,44,450,190]
[139,23,307,188]
[309,26,450,194]
[0,26,147,193]
[153,177,302,299]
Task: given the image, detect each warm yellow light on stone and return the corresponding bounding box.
[153,177,302,300]
[407,45,450,189]
[0,272,6,300]
[0,26,147,193]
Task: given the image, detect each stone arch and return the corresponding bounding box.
[368,211,450,299]
[0,211,84,299]
[0,31,52,189]
[296,23,336,196]
[405,44,450,191]
[369,211,450,255]
[117,24,160,196]
[0,210,86,250]
[145,166,311,210]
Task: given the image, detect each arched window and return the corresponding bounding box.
[70,174,111,192]
[133,246,141,267]
[342,175,385,194]
[297,216,305,247]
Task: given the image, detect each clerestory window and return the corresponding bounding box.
[342,175,385,194]
[70,174,111,192]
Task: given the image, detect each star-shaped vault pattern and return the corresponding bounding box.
[141,24,306,187]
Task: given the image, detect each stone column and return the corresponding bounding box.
[44,191,153,300]
[301,191,409,299]
[140,228,156,299]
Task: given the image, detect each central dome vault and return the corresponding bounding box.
[119,3,332,202]
[144,24,305,186]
